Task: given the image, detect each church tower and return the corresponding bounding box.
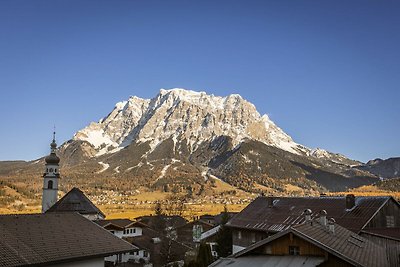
[42,132,60,213]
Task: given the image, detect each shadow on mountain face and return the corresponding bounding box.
[290,161,378,191]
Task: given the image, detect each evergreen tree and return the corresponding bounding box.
[215,206,232,257]
[196,242,214,267]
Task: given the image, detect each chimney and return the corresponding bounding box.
[328,218,336,234]
[303,209,312,223]
[319,210,327,226]
[267,196,274,208]
[346,194,356,210]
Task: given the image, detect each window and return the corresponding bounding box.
[110,230,115,234]
[143,250,148,257]
[54,168,57,173]
[386,216,395,228]
[237,231,242,240]
[251,232,256,243]
[49,168,53,172]
[289,246,300,255]
[133,228,136,233]
[48,180,53,189]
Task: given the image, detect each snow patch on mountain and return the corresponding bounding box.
[97,162,109,173]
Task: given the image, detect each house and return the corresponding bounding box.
[95,219,144,238]
[211,212,389,267]
[200,212,237,226]
[360,228,400,266]
[227,194,400,253]
[95,219,147,264]
[199,225,222,258]
[175,219,214,247]
[96,218,191,266]
[0,212,137,267]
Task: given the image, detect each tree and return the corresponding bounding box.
[164,194,187,217]
[215,206,232,257]
[196,242,214,267]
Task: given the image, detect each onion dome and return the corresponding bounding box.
[45,131,60,164]
[45,153,60,164]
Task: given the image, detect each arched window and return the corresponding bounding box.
[54,168,57,173]
[49,168,53,173]
[48,180,53,189]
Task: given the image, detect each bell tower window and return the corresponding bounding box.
[48,180,53,189]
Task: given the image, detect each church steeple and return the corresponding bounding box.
[42,131,60,213]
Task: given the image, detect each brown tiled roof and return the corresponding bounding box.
[227,196,391,233]
[236,221,388,267]
[46,187,105,218]
[127,227,160,251]
[291,223,388,267]
[0,213,137,267]
[95,219,134,228]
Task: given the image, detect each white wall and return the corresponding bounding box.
[129,249,150,263]
[47,257,104,267]
[123,227,142,237]
[105,253,131,264]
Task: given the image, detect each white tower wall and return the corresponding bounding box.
[42,133,60,213]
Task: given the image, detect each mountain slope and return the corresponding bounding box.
[355,157,400,179]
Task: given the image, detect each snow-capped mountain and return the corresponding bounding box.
[58,88,373,192]
[73,88,306,157]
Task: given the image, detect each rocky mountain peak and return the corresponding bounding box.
[70,88,306,157]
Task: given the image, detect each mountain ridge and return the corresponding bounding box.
[50,88,375,193]
[70,88,349,162]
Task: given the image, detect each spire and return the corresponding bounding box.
[45,130,60,164]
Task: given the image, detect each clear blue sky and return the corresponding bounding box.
[0,0,399,162]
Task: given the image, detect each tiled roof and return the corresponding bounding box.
[95,219,144,229]
[136,215,187,231]
[227,196,391,233]
[46,187,105,218]
[291,223,388,267]
[0,213,137,267]
[235,221,388,267]
[210,255,325,267]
